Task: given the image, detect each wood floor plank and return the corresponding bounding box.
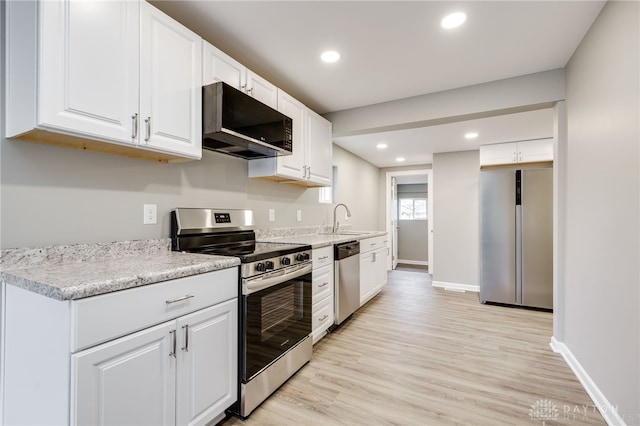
[222,267,605,425]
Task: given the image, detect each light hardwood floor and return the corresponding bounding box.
[223,267,605,425]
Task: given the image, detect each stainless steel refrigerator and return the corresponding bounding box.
[480,166,553,309]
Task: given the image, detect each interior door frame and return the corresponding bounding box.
[385,169,433,272]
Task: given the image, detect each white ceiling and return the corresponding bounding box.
[151,1,605,167]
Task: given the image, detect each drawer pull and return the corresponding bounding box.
[182,325,189,352]
[320,314,329,322]
[319,281,329,288]
[165,294,194,305]
[169,330,177,358]
[318,255,329,260]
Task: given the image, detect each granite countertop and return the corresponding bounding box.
[258,230,388,249]
[0,239,239,301]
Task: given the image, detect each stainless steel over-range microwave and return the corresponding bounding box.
[202,82,293,159]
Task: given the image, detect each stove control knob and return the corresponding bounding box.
[281,257,291,266]
[256,262,266,272]
[295,253,305,262]
[303,253,310,261]
[265,261,275,270]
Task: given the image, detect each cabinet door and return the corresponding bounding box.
[140,2,202,159]
[71,321,176,426]
[306,109,333,186]
[276,90,307,179]
[359,251,376,305]
[176,300,238,426]
[374,247,388,290]
[246,70,278,109]
[39,0,139,144]
[479,142,517,166]
[518,138,553,163]
[202,41,246,88]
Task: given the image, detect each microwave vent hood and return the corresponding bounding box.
[202,82,293,159]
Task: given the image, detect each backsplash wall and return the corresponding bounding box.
[0,138,336,248]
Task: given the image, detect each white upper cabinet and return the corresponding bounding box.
[480,138,553,166]
[274,90,308,178]
[202,42,246,89]
[202,41,278,109]
[139,2,202,159]
[248,90,333,187]
[306,109,333,186]
[5,0,202,162]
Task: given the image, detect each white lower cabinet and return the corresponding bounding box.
[72,321,177,425]
[72,300,237,426]
[312,246,334,343]
[1,268,238,426]
[359,236,388,306]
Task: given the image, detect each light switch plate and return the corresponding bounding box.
[268,209,275,222]
[296,210,302,221]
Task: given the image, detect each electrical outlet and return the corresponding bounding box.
[143,204,157,225]
[296,210,302,222]
[268,209,275,222]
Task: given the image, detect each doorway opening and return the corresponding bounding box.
[385,169,433,273]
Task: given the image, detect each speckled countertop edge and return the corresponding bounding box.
[257,230,388,249]
[0,239,240,301]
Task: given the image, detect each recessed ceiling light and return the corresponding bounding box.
[441,12,467,29]
[396,157,405,162]
[376,143,388,149]
[321,50,340,63]
[465,132,479,139]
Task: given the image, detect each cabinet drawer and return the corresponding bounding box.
[312,296,333,331]
[359,236,386,253]
[71,267,238,352]
[312,246,333,269]
[312,264,333,302]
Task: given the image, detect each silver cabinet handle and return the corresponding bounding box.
[319,281,329,288]
[169,330,177,358]
[320,314,329,322]
[247,87,254,95]
[182,325,189,352]
[318,256,329,260]
[165,294,194,304]
[131,113,138,140]
[144,117,151,142]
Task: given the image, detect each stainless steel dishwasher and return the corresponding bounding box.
[334,241,360,325]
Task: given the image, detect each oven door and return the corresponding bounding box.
[241,263,312,382]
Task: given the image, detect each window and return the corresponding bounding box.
[399,198,427,220]
[319,166,338,204]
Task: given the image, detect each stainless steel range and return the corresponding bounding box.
[171,208,312,418]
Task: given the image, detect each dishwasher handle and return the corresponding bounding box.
[334,241,360,260]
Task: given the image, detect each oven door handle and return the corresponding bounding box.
[244,263,312,295]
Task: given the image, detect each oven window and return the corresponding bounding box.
[243,273,311,381]
[260,284,303,341]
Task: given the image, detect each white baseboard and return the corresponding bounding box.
[397,259,428,266]
[550,337,626,426]
[432,280,480,293]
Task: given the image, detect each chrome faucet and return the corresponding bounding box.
[333,203,352,233]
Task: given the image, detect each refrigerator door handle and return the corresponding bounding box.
[515,204,523,305]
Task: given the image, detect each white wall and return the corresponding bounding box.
[563,1,639,423]
[432,151,479,287]
[331,145,381,231]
